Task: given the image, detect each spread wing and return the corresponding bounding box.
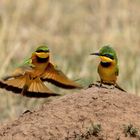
[0,70,59,98]
[0,75,27,94]
[0,62,32,94]
[41,63,82,89]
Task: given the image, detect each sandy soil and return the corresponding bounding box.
[0,85,140,140]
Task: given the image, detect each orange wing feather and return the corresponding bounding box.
[0,72,59,98]
[41,63,82,89]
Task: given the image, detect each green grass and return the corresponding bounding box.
[123,124,139,138]
[65,123,102,139]
[0,0,139,121]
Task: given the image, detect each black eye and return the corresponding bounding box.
[103,54,114,59]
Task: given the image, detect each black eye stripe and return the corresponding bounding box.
[102,54,114,59]
[36,50,49,53]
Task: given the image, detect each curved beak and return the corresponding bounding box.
[90,52,100,56]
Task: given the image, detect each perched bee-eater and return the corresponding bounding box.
[90,45,125,91]
[0,45,81,97]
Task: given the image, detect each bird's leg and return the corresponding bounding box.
[88,83,96,88]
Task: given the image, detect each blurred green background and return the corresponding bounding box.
[0,0,139,122]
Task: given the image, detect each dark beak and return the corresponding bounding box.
[90,52,100,56]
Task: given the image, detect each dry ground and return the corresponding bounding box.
[0,0,139,122]
[0,86,140,140]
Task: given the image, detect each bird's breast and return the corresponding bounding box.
[27,62,49,79]
[98,62,117,83]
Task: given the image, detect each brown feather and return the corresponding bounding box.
[4,76,26,88]
[0,75,59,98]
[21,85,29,95]
[28,78,53,93]
[41,63,82,89]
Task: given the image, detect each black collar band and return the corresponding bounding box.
[36,56,49,63]
[100,61,111,67]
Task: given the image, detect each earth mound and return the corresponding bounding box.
[0,86,140,140]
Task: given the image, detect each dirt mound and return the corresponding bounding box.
[0,86,140,140]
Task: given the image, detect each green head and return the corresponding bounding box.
[35,45,50,53]
[91,45,118,63]
[35,44,50,59]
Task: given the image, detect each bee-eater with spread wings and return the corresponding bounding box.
[90,45,125,92]
[0,45,81,97]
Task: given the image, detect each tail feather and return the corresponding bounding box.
[115,83,126,92]
[26,79,59,97]
[28,78,54,93]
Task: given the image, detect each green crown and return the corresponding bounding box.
[36,45,49,52]
[99,45,118,61]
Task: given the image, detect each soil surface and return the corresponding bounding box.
[0,86,140,140]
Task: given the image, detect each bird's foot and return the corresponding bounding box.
[96,82,126,92]
[103,84,115,89]
[95,81,115,89]
[88,81,125,92]
[101,83,114,89]
[88,81,103,88]
[88,83,97,88]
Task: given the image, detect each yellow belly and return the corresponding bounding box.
[98,64,117,84]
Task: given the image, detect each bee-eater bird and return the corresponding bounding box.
[0,45,81,97]
[90,45,125,92]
